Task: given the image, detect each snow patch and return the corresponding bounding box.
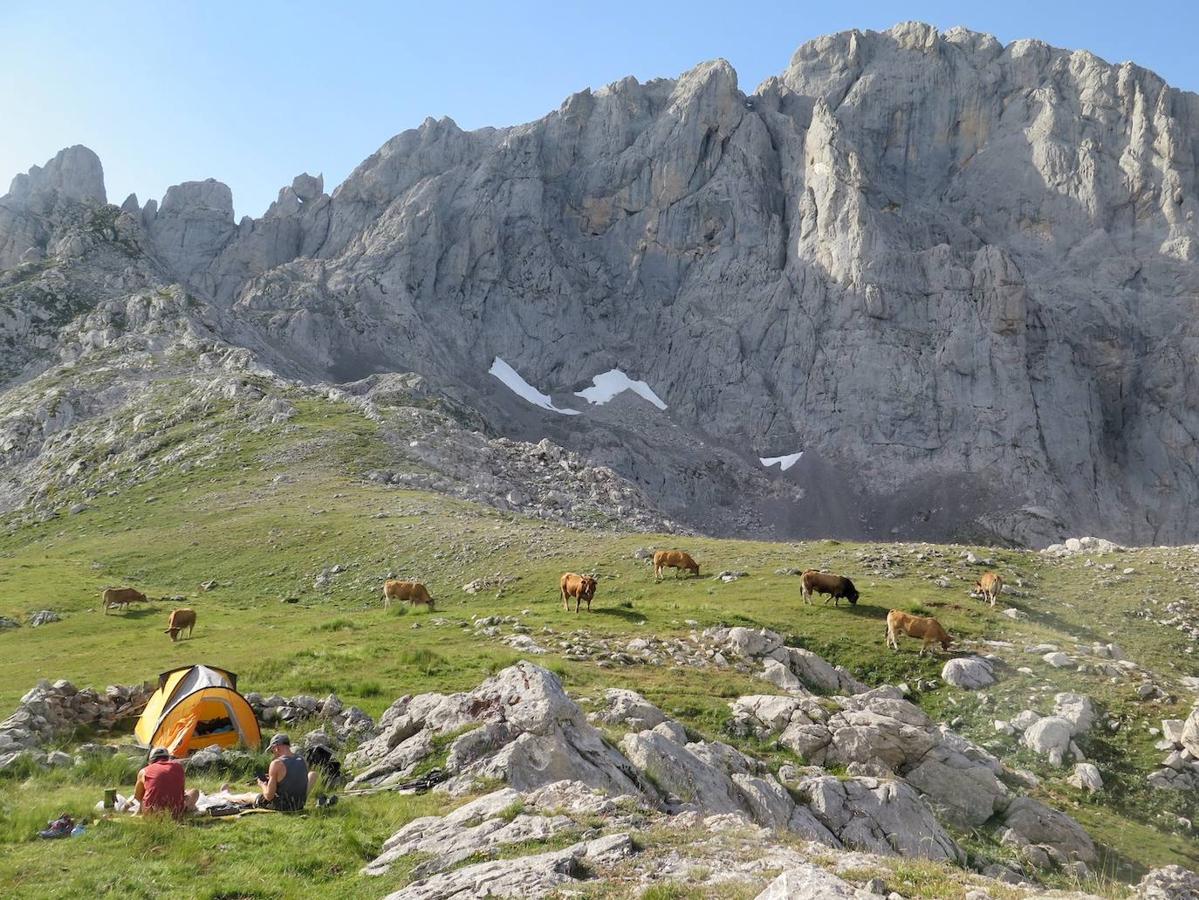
[760,452,803,472]
[488,358,579,415]
[575,369,667,410]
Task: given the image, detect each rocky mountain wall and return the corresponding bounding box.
[4,23,1199,545]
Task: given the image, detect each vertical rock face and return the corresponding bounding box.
[4,23,1199,544]
[0,146,107,268]
[6,145,106,209]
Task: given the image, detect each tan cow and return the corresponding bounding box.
[800,570,859,606]
[885,609,952,655]
[165,608,196,642]
[102,587,146,614]
[560,573,597,613]
[653,550,699,580]
[974,572,1004,607]
[382,580,435,610]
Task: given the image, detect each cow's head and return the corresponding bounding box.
[940,631,953,651]
[164,627,180,642]
[846,583,860,605]
[583,577,597,600]
[426,597,436,611]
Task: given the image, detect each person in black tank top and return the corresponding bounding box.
[253,733,309,811]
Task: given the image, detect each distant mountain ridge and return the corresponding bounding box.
[3,21,1199,546]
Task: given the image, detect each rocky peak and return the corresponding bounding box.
[4,145,106,209]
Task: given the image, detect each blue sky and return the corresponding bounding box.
[3,1,1197,218]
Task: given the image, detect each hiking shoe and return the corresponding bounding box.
[39,814,74,839]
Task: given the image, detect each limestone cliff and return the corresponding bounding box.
[4,23,1199,545]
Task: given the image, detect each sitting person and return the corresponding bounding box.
[234,733,309,811]
[133,747,199,817]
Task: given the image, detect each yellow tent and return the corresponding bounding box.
[134,664,261,757]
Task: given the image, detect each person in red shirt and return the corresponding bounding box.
[133,747,198,817]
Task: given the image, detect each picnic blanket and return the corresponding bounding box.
[94,790,280,819]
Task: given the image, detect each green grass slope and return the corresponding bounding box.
[0,390,1196,898]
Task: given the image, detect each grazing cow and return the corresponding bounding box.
[800,570,859,606]
[560,573,598,614]
[382,580,435,610]
[885,609,952,655]
[974,572,1004,607]
[102,587,146,614]
[164,608,196,642]
[653,550,699,580]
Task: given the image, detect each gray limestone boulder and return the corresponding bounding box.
[1053,693,1096,736]
[380,833,634,900]
[1068,763,1103,793]
[999,796,1098,865]
[1137,865,1199,899]
[348,663,648,798]
[1022,716,1074,766]
[941,657,995,690]
[1180,707,1199,757]
[590,688,669,731]
[795,775,964,863]
[754,865,873,899]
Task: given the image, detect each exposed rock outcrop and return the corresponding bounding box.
[7,24,1199,545]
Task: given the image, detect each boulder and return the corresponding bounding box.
[363,787,575,876]
[348,663,648,799]
[999,796,1097,865]
[725,627,783,659]
[1068,763,1103,793]
[380,833,634,899]
[796,775,964,863]
[754,865,867,899]
[1180,707,1199,757]
[1022,716,1074,766]
[590,688,668,731]
[941,657,995,690]
[619,729,747,815]
[1161,719,1185,746]
[766,645,867,695]
[1053,693,1095,736]
[1137,865,1199,899]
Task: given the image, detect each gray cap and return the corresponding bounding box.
[148,747,170,762]
[267,733,291,749]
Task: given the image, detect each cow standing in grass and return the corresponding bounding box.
[885,609,952,655]
[653,550,699,580]
[974,572,1004,607]
[800,570,859,606]
[560,573,597,613]
[103,587,146,614]
[165,608,196,641]
[382,580,435,610]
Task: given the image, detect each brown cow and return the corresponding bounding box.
[974,572,1004,607]
[560,573,597,613]
[164,608,196,642]
[382,580,435,610]
[885,609,952,655]
[653,550,699,580]
[102,587,146,614]
[800,570,859,606]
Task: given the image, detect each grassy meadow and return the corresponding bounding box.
[0,392,1196,897]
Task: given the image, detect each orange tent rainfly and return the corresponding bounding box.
[134,664,261,757]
